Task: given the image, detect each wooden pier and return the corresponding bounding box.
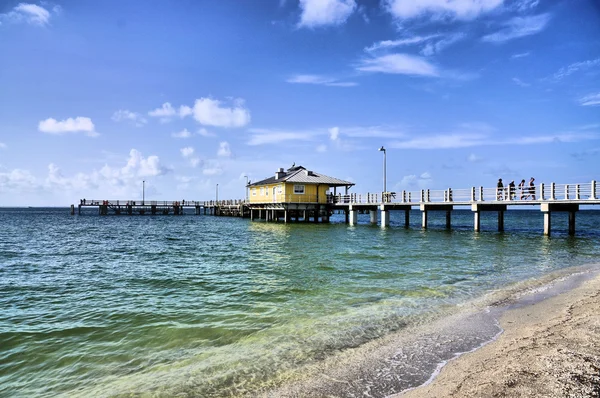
[72,180,599,236]
[72,199,249,217]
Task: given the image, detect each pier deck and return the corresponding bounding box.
[72,180,599,236]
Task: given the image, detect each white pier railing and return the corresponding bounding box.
[332,180,598,205]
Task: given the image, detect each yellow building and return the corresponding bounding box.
[247,165,354,222]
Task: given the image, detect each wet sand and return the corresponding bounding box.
[397,271,600,397]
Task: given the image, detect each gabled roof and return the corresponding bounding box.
[249,165,354,187]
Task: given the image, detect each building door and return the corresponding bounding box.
[273,187,277,202]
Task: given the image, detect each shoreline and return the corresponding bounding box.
[253,264,600,398]
[397,266,600,397]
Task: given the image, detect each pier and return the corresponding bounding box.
[72,199,248,217]
[72,180,599,236]
[330,181,599,236]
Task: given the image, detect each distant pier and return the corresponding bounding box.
[72,180,599,236]
[72,199,248,217]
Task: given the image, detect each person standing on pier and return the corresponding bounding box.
[508,180,516,200]
[518,179,526,199]
[528,177,536,200]
[497,178,504,200]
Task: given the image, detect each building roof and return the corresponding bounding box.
[248,165,354,187]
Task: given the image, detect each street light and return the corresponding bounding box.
[142,180,145,205]
[378,146,386,195]
[244,175,249,201]
[216,183,219,203]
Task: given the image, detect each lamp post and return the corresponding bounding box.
[244,175,249,201]
[142,180,145,205]
[378,146,386,195]
[216,183,219,204]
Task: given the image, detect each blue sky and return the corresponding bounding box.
[0,0,599,206]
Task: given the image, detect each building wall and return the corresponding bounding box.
[249,182,330,203]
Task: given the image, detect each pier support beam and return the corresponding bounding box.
[370,210,377,225]
[471,203,507,233]
[498,211,504,232]
[569,211,576,236]
[70,204,75,215]
[446,210,451,230]
[419,204,453,230]
[380,206,390,227]
[541,203,579,236]
[349,206,358,226]
[405,209,410,228]
[544,211,551,236]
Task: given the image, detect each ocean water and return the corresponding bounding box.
[1,208,599,397]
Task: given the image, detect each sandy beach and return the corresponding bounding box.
[398,271,600,398]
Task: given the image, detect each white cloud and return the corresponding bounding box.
[0,168,37,193]
[512,0,540,12]
[0,3,52,26]
[172,128,193,138]
[421,33,466,56]
[217,141,232,157]
[551,58,600,81]
[482,13,551,43]
[1,149,169,200]
[340,125,406,138]
[121,149,168,177]
[579,93,600,107]
[286,74,357,87]
[298,0,356,28]
[357,53,439,77]
[509,133,596,145]
[247,128,314,146]
[511,51,530,58]
[180,147,195,158]
[384,0,502,20]
[390,130,596,149]
[398,172,432,190]
[180,146,201,167]
[0,143,6,149]
[316,144,327,152]
[329,127,340,141]
[148,102,176,118]
[38,117,98,137]
[512,77,530,87]
[179,105,193,117]
[365,35,441,52]
[112,109,147,127]
[192,97,251,128]
[391,133,487,149]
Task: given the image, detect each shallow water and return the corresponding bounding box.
[1,208,599,397]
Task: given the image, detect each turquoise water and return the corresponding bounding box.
[1,208,599,397]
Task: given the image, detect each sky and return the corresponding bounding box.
[0,0,599,206]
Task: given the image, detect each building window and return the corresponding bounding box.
[266,187,269,196]
[277,185,283,194]
[294,185,305,194]
[252,188,256,196]
[260,187,264,196]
